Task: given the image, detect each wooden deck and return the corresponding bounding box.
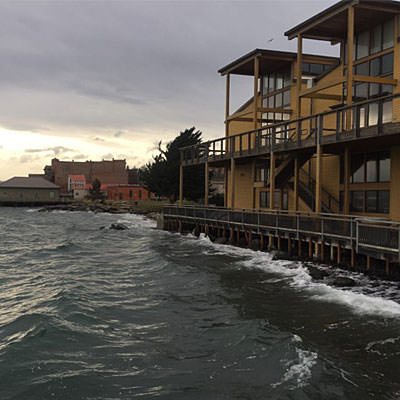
[163,205,400,262]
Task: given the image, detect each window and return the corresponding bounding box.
[350,191,364,212]
[379,151,391,182]
[49,191,54,200]
[352,19,394,61]
[382,18,394,50]
[366,190,390,213]
[350,151,391,184]
[260,191,268,208]
[255,162,267,182]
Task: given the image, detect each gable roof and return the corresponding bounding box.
[0,177,60,189]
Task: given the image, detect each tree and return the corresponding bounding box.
[89,178,104,200]
[140,127,206,202]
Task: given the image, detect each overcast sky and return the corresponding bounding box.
[0,0,340,180]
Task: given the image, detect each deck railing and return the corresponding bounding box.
[181,94,399,165]
[163,205,400,259]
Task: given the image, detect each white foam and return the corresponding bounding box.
[272,348,317,389]
[191,235,400,318]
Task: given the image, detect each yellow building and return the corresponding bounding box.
[168,0,400,271]
[181,0,400,219]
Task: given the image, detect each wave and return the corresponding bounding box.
[192,234,400,318]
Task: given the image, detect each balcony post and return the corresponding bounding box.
[230,158,235,209]
[344,147,350,214]
[296,34,303,119]
[225,73,230,136]
[204,161,209,206]
[253,56,260,130]
[346,5,354,130]
[269,152,275,209]
[294,156,299,211]
[315,145,322,213]
[179,165,184,205]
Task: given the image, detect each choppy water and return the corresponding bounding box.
[1,208,400,399]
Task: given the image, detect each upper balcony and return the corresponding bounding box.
[181,94,400,166]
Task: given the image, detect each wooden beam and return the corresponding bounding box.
[224,166,228,207]
[269,152,275,209]
[300,77,346,98]
[315,145,322,213]
[353,75,398,86]
[253,56,260,130]
[230,158,235,208]
[344,147,350,214]
[204,161,209,206]
[347,6,355,131]
[179,165,184,205]
[259,107,293,114]
[302,93,342,101]
[357,4,400,13]
[296,34,303,119]
[294,156,299,211]
[225,73,230,136]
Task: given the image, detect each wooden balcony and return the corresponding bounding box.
[180,94,400,166]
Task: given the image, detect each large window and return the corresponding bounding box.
[341,150,391,184]
[262,70,291,124]
[349,151,391,184]
[348,190,390,214]
[259,190,288,210]
[346,18,394,62]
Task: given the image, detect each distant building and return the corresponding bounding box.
[0,177,60,205]
[106,185,153,201]
[45,158,128,193]
[67,175,87,200]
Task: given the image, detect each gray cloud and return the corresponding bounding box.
[92,137,104,142]
[114,131,124,138]
[25,146,75,155]
[0,0,339,178]
[72,153,89,160]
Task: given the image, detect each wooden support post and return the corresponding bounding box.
[253,56,260,130]
[204,161,209,206]
[223,226,226,238]
[217,226,221,237]
[344,147,350,214]
[277,235,281,251]
[330,244,335,263]
[225,73,230,136]
[205,224,209,236]
[346,6,354,130]
[315,242,319,260]
[260,233,264,250]
[288,236,292,255]
[179,165,184,205]
[236,228,240,243]
[367,255,371,271]
[248,230,252,246]
[296,34,303,119]
[230,158,235,209]
[351,247,355,268]
[386,260,390,276]
[269,235,273,250]
[269,152,275,209]
[337,245,341,265]
[298,239,302,257]
[229,227,234,243]
[308,237,313,259]
[321,242,325,262]
[294,157,299,211]
[315,145,322,213]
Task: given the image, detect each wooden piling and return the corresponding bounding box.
[367,255,371,271]
[277,235,281,251]
[288,236,292,255]
[260,233,264,250]
[308,237,313,259]
[386,260,390,276]
[337,245,341,265]
[298,239,302,257]
[351,247,355,268]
